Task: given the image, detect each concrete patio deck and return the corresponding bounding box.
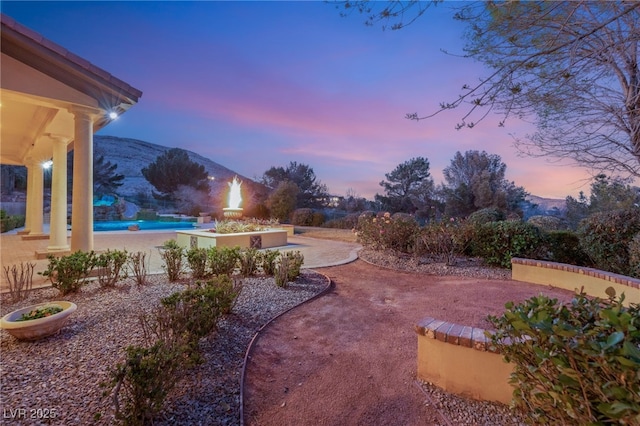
[0,227,361,292]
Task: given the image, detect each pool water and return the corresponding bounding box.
[94,220,197,232]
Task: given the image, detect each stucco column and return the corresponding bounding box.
[47,134,70,252]
[25,158,44,236]
[69,106,98,252]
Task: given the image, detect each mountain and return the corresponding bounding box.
[526,194,566,213]
[94,135,265,203]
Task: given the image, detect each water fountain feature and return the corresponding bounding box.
[223,176,243,219]
[176,177,288,249]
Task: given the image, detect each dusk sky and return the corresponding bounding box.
[2,1,600,200]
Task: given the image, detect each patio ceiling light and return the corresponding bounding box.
[108,111,118,120]
[42,160,53,169]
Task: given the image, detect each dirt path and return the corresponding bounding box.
[242,260,576,425]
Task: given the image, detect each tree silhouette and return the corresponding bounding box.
[142,148,209,200]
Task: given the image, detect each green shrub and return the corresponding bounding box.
[311,212,325,226]
[629,233,640,278]
[275,251,304,287]
[0,210,25,233]
[207,246,240,276]
[541,230,591,266]
[416,218,472,266]
[467,207,505,225]
[186,247,209,279]
[470,220,542,268]
[95,249,128,288]
[488,292,640,424]
[291,208,314,226]
[259,249,280,276]
[128,251,150,286]
[136,209,159,221]
[238,247,259,277]
[108,341,183,426]
[158,240,184,282]
[356,212,420,253]
[577,208,640,276]
[527,215,567,231]
[323,213,359,229]
[39,251,98,295]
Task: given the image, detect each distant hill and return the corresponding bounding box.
[94,135,266,204]
[526,194,566,213]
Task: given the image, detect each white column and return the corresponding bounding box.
[47,134,70,252]
[69,106,97,252]
[25,158,44,236]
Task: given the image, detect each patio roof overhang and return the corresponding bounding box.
[0,13,143,166]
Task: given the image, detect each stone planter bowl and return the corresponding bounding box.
[0,301,77,341]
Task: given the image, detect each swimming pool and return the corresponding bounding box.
[94,220,197,232]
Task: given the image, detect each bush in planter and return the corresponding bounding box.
[39,251,98,295]
[487,292,640,424]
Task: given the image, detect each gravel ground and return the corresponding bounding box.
[2,249,525,426]
[0,271,328,426]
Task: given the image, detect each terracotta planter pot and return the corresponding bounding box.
[0,301,77,341]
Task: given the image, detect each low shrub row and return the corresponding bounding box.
[39,249,149,295]
[105,275,241,425]
[162,241,304,286]
[355,207,640,277]
[36,241,305,296]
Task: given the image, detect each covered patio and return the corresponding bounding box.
[0,14,142,255]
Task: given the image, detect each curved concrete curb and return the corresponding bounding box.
[239,271,334,426]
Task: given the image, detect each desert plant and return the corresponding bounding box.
[259,249,280,276]
[577,207,640,276]
[238,247,259,277]
[207,246,239,276]
[186,247,208,279]
[107,341,183,426]
[274,255,291,288]
[284,251,304,281]
[275,251,304,287]
[128,251,150,286]
[39,251,98,295]
[95,249,128,288]
[488,292,640,424]
[3,262,35,303]
[158,240,184,282]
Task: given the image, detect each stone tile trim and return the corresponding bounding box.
[414,317,501,354]
[511,258,640,290]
